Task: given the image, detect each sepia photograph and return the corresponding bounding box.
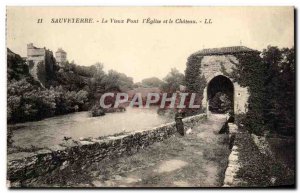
[6,6,295,188]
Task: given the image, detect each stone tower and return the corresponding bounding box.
[55,48,67,66]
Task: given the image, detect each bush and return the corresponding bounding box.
[89,105,105,117]
[7,79,90,123]
[229,47,295,136]
[185,55,206,95]
[229,51,267,135]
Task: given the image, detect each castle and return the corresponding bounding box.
[26,43,55,87]
[26,43,68,87]
[55,48,67,66]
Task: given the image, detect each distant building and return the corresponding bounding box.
[26,43,55,87]
[55,48,67,66]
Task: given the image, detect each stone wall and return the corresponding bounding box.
[7,114,206,182]
[198,55,249,114]
[223,123,240,187]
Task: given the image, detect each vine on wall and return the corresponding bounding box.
[185,55,206,94]
[230,52,267,134]
[185,49,294,136]
[185,51,267,134]
[184,54,206,114]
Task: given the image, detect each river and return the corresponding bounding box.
[9,107,173,149]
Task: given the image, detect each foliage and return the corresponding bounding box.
[90,105,105,117]
[133,82,143,88]
[229,51,267,134]
[51,62,133,100]
[7,126,14,147]
[183,55,206,114]
[7,49,135,123]
[141,77,164,88]
[262,46,295,136]
[102,70,134,92]
[7,48,30,81]
[184,55,206,94]
[7,78,89,123]
[230,47,295,136]
[235,132,294,187]
[209,92,232,113]
[160,68,185,93]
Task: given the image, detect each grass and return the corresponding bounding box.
[234,129,295,187]
[21,161,94,188]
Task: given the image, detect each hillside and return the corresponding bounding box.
[7,48,134,123]
[7,48,30,81]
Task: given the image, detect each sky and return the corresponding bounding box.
[7,7,294,82]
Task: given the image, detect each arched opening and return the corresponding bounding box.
[207,75,234,114]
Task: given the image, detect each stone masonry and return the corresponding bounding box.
[189,46,256,115]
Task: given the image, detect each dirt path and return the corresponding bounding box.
[24,114,230,188]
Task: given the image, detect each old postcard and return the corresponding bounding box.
[6,6,295,188]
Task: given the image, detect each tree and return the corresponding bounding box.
[102,70,134,92]
[7,49,137,123]
[7,48,30,81]
[161,68,185,93]
[209,92,232,113]
[262,46,295,135]
[230,51,267,134]
[185,55,206,94]
[133,82,142,88]
[184,55,207,114]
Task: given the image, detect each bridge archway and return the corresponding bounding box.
[207,75,234,114]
